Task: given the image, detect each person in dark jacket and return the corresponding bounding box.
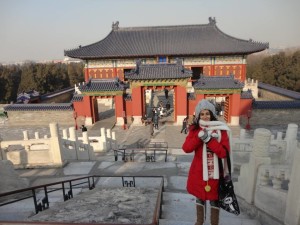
[164,88,169,99]
[180,117,188,134]
[81,125,87,132]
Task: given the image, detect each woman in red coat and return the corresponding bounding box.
[182,99,230,225]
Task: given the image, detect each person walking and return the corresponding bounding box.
[182,99,231,225]
[153,113,159,130]
[164,87,169,99]
[150,122,154,137]
[180,117,188,134]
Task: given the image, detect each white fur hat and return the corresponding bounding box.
[195,99,217,119]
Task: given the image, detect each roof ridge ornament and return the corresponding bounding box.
[208,17,216,25]
[112,21,119,30]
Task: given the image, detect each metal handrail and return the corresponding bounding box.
[0,175,164,225]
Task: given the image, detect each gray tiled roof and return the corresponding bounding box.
[253,100,300,109]
[193,74,244,89]
[125,60,192,80]
[17,90,40,103]
[241,90,253,99]
[4,103,73,111]
[258,82,300,100]
[79,79,126,92]
[65,18,268,59]
[71,94,84,102]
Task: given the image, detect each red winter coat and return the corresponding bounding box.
[182,124,230,201]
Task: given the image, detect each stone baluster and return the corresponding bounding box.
[49,123,63,165]
[271,134,274,140]
[34,132,39,139]
[62,129,68,139]
[69,127,77,141]
[106,129,111,150]
[240,129,246,139]
[272,176,282,189]
[276,132,283,140]
[260,169,269,186]
[285,124,298,164]
[253,128,271,157]
[100,128,107,151]
[82,131,89,144]
[111,131,116,149]
[23,131,29,140]
[234,128,272,204]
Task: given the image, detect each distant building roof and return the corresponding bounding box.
[241,90,253,99]
[4,103,73,111]
[71,94,84,102]
[17,90,40,103]
[258,82,300,100]
[125,59,192,80]
[193,74,244,90]
[65,18,268,59]
[78,79,126,92]
[253,100,300,109]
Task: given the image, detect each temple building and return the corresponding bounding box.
[65,17,268,126]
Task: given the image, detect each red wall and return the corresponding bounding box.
[175,86,187,118]
[115,95,125,117]
[131,87,143,116]
[240,99,253,116]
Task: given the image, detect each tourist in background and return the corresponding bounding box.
[81,125,87,132]
[180,117,188,134]
[182,99,231,225]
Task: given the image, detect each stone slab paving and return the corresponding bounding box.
[161,192,261,225]
[63,161,96,175]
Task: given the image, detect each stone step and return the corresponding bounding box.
[161,191,262,225]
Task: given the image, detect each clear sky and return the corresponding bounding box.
[0,0,299,63]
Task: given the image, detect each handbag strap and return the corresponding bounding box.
[218,150,231,178]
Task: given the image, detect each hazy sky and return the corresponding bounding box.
[0,0,299,63]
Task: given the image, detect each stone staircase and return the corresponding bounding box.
[160,192,261,225]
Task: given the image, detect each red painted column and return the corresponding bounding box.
[81,95,94,125]
[229,93,241,125]
[115,94,126,126]
[241,64,246,81]
[115,95,124,118]
[84,67,89,82]
[175,86,187,123]
[83,96,93,117]
[131,86,143,117]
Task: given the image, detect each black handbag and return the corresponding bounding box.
[218,151,240,215]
